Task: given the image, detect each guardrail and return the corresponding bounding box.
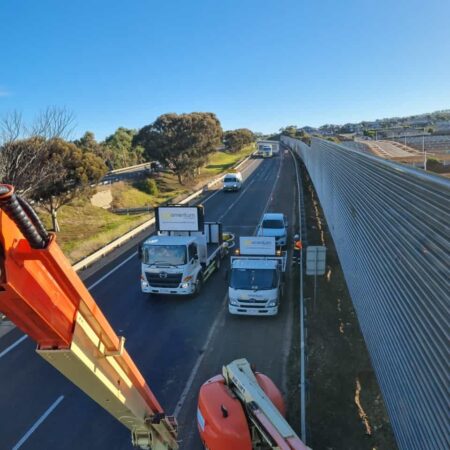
[111,206,153,215]
[282,136,450,450]
[72,154,252,271]
[108,162,152,175]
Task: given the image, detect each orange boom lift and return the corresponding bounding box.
[0,184,308,450]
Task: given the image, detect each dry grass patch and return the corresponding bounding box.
[38,198,149,263]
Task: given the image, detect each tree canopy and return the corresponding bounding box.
[103,127,144,169]
[223,128,255,153]
[133,112,222,183]
[0,136,52,196]
[32,138,107,231]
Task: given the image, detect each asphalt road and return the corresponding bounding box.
[0,150,298,450]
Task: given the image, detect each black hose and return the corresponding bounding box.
[0,188,48,249]
[17,196,50,244]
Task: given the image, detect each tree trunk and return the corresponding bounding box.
[50,197,61,232]
[51,208,60,232]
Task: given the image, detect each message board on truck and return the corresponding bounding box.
[156,205,204,231]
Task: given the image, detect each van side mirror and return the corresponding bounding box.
[138,244,143,260]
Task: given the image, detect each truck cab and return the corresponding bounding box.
[141,235,202,295]
[262,144,273,158]
[257,213,288,247]
[228,237,286,316]
[140,206,226,296]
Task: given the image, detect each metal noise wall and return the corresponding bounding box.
[282,136,450,450]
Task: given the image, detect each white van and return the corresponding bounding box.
[223,172,243,191]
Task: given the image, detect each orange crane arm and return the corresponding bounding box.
[0,185,178,450]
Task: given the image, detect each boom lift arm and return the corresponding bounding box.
[0,185,178,450]
[198,359,310,450]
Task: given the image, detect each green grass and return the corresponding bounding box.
[39,199,150,263]
[203,144,255,176]
[42,144,255,263]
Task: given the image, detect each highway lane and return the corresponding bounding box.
[0,152,293,449]
[177,149,297,449]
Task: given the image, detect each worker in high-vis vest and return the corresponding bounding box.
[293,234,302,265]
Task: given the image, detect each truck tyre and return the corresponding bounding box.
[194,276,203,296]
[215,255,221,271]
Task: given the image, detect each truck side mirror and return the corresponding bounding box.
[138,244,143,260]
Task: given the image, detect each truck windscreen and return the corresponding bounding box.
[230,269,278,290]
[224,176,237,182]
[143,245,187,265]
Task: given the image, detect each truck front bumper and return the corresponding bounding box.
[228,304,278,316]
[141,281,195,295]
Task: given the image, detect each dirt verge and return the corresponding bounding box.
[287,158,398,450]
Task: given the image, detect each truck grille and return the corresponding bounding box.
[237,299,267,308]
[145,272,183,288]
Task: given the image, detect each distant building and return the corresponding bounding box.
[435,121,450,133]
[407,118,430,127]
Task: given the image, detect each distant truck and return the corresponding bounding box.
[261,144,273,158]
[228,236,287,316]
[255,143,273,158]
[223,172,243,192]
[139,205,227,296]
[257,212,288,247]
[255,141,279,157]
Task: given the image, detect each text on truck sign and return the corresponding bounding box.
[239,236,276,255]
[156,206,202,231]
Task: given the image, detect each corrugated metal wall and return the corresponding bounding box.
[282,136,450,450]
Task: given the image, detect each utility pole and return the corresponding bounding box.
[423,134,427,171]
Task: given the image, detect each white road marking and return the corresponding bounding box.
[197,158,259,205]
[174,293,228,418]
[12,395,64,450]
[0,335,27,359]
[87,251,138,291]
[289,148,307,441]
[217,179,256,222]
[255,153,283,233]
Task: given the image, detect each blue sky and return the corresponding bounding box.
[1,0,449,139]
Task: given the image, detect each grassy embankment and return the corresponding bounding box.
[40,145,254,263]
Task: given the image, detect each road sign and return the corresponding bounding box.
[306,246,326,275]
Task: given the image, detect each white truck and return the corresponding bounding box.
[139,205,227,296]
[255,142,272,157]
[261,144,273,158]
[228,236,287,316]
[256,141,278,158]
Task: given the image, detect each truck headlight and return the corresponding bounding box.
[181,282,190,289]
[229,297,239,306]
[268,300,277,307]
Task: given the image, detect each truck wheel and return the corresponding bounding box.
[215,256,221,271]
[194,276,203,296]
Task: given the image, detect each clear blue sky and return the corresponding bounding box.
[1,0,449,139]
